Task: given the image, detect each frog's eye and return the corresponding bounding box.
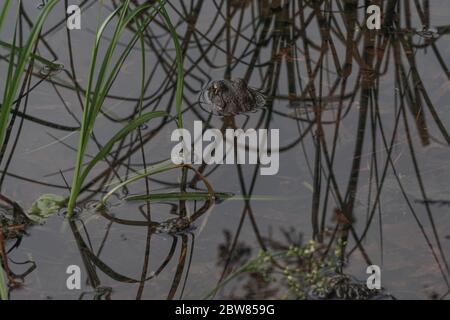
[212,83,221,95]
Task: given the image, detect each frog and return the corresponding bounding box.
[1,194,65,288]
[154,217,193,235]
[199,78,266,116]
[308,273,390,300]
[27,194,65,224]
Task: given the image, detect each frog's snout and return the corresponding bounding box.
[210,81,223,96]
[212,83,219,96]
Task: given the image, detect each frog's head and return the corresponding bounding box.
[207,80,229,101]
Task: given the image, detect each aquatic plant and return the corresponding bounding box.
[0,0,59,157]
[66,0,185,217]
[205,240,338,299]
[0,261,7,300]
[205,240,388,300]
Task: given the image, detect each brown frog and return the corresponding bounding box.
[308,273,392,300]
[154,217,192,234]
[199,78,266,116]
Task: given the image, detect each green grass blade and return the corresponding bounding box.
[79,110,168,184]
[0,262,8,300]
[78,4,124,142]
[125,192,234,202]
[93,4,161,122]
[100,160,182,207]
[0,0,59,150]
[0,0,13,35]
[157,2,184,128]
[68,1,138,216]
[0,40,61,69]
[87,1,130,115]
[0,3,20,151]
[125,193,286,202]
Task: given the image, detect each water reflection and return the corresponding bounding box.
[70,196,215,300]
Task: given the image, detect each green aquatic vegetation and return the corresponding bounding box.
[125,191,234,203]
[0,40,62,71]
[0,0,13,34]
[205,241,338,300]
[98,159,182,208]
[0,0,187,217]
[0,262,7,300]
[157,5,184,129]
[207,240,389,300]
[281,242,337,299]
[66,0,185,217]
[0,0,59,154]
[98,160,217,208]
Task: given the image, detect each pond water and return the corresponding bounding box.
[0,0,449,300]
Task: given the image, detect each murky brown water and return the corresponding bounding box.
[1,0,450,300]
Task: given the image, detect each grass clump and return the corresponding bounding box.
[66,0,185,216]
[0,0,59,154]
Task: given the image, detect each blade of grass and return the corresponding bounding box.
[0,2,20,159]
[156,2,187,191]
[157,2,184,128]
[0,0,13,35]
[125,191,234,202]
[0,39,61,69]
[78,110,168,185]
[124,193,287,202]
[0,261,7,300]
[0,0,59,152]
[99,159,182,207]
